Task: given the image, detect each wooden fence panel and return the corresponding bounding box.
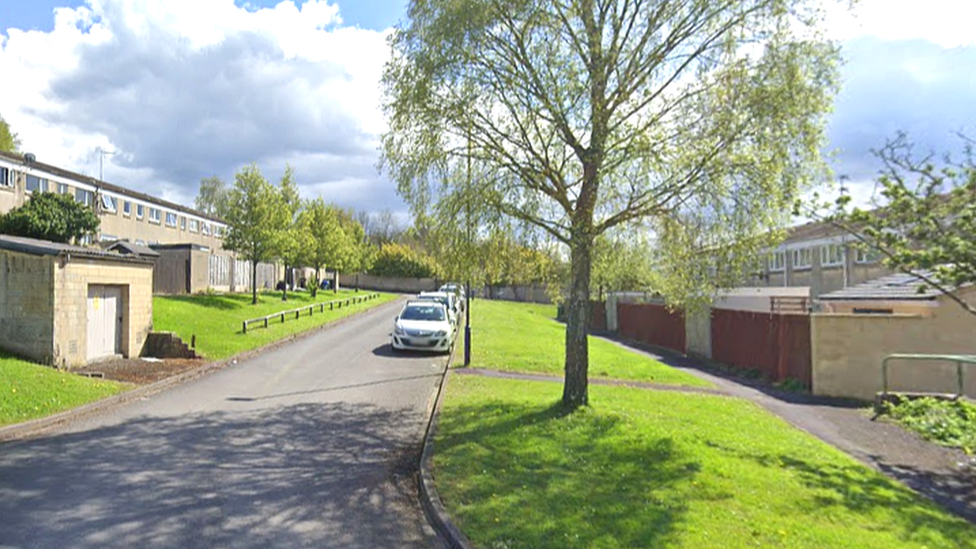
[590,301,607,333]
[153,256,189,295]
[711,310,811,386]
[617,302,685,354]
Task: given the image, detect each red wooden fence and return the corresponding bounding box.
[590,301,607,333]
[616,302,686,354]
[710,309,812,387]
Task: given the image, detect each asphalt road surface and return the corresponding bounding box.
[0,298,449,549]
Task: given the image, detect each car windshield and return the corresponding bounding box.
[418,296,450,309]
[400,304,446,321]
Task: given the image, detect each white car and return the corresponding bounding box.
[416,291,459,327]
[391,301,454,353]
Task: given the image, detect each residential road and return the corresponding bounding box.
[0,297,449,549]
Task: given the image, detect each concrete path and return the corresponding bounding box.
[0,298,449,549]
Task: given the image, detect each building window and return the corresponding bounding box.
[101,194,118,213]
[792,248,812,269]
[123,201,131,216]
[201,222,211,236]
[137,204,145,219]
[768,251,786,272]
[856,247,881,264]
[180,216,186,230]
[25,174,47,193]
[58,183,69,194]
[100,233,118,242]
[820,244,844,267]
[214,225,223,238]
[165,212,178,227]
[148,207,161,223]
[189,219,199,233]
[0,167,10,187]
[76,188,94,207]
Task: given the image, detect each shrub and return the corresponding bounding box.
[882,396,976,453]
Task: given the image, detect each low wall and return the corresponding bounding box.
[339,273,438,294]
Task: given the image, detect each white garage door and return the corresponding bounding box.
[87,285,123,361]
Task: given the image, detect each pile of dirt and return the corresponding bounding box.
[73,357,209,385]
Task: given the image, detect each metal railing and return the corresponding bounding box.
[242,293,380,333]
[881,353,976,398]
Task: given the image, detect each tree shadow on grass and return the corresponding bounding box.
[0,402,445,549]
[703,439,976,542]
[432,400,697,549]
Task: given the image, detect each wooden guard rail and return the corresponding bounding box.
[242,293,380,333]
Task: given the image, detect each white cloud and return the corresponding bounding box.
[0,0,400,213]
[827,0,976,47]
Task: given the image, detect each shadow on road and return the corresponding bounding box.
[0,402,445,549]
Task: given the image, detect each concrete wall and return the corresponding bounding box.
[812,287,976,400]
[0,251,56,362]
[54,257,154,367]
[713,287,810,313]
[684,309,712,359]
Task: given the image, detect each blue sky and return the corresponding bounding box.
[0,0,974,217]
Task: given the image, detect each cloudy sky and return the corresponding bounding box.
[1,0,975,217]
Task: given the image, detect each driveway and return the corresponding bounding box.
[0,298,449,549]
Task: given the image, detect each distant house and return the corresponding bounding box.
[746,218,890,298]
[0,235,154,367]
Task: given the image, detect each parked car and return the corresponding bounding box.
[416,291,458,326]
[391,301,453,354]
[439,283,466,309]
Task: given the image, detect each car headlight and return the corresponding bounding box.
[435,330,447,337]
[394,324,405,335]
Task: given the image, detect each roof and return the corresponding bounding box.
[782,218,848,244]
[0,234,154,264]
[106,241,161,258]
[819,271,943,301]
[0,150,226,224]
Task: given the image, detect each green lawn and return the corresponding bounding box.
[454,299,710,387]
[435,375,976,549]
[154,289,398,360]
[0,353,127,427]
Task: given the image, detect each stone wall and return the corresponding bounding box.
[0,251,56,363]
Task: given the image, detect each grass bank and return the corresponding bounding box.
[154,289,398,360]
[0,353,127,427]
[435,375,976,548]
[453,299,709,387]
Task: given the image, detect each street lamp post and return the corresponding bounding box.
[98,147,115,182]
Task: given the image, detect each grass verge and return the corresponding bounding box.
[453,299,710,387]
[435,375,976,549]
[0,353,127,427]
[154,289,398,360]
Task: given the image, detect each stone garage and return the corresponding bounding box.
[0,235,154,367]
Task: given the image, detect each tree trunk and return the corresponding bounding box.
[563,233,593,409]
[251,259,258,305]
[312,266,320,298]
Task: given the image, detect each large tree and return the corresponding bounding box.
[298,199,363,297]
[0,192,99,244]
[223,165,288,305]
[276,165,304,301]
[0,113,20,153]
[382,0,841,408]
[194,176,231,218]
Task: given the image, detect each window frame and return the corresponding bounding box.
[101,194,118,213]
[25,174,48,193]
[165,212,178,227]
[189,219,199,233]
[0,167,10,187]
[122,201,131,216]
[148,207,161,224]
[791,248,813,270]
[137,204,145,219]
[75,188,94,207]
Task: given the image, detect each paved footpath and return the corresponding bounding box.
[0,298,448,549]
[459,337,976,525]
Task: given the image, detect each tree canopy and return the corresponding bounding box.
[382,0,842,408]
[828,134,976,317]
[194,176,231,219]
[0,113,20,153]
[0,192,99,244]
